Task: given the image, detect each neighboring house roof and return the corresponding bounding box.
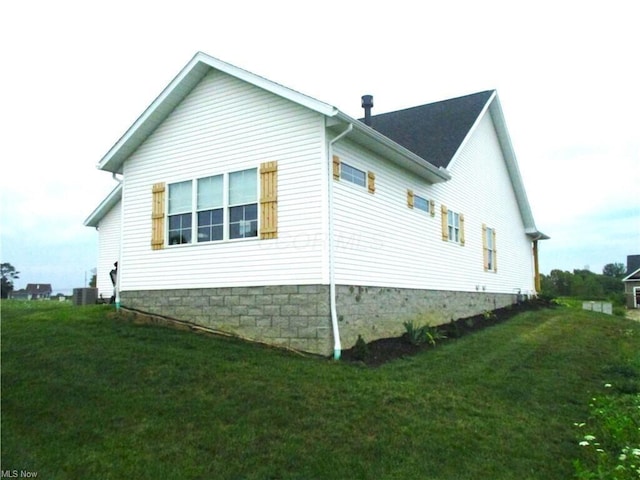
[365,90,495,169]
[84,183,122,227]
[93,52,547,239]
[623,268,640,282]
[25,283,52,295]
[626,255,640,276]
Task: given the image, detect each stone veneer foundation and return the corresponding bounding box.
[121,285,520,356]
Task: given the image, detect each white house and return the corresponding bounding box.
[85,52,547,357]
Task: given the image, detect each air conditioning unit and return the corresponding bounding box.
[73,288,98,306]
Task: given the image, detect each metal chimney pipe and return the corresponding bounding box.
[361,95,373,126]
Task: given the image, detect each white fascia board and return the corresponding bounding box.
[623,267,640,282]
[84,183,122,227]
[332,112,451,183]
[457,91,548,240]
[97,52,338,173]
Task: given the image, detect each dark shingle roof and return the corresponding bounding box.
[362,90,494,168]
[26,283,52,295]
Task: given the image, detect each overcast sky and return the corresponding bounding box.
[1,0,638,294]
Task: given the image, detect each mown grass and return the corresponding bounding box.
[1,300,639,479]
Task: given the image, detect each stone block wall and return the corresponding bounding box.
[336,286,518,350]
[121,284,519,356]
[121,285,333,355]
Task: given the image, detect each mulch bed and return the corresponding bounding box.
[340,300,550,367]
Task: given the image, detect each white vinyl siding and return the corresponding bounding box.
[332,111,535,295]
[96,200,121,299]
[119,69,326,290]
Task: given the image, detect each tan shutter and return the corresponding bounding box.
[460,214,465,245]
[260,161,278,239]
[493,228,497,272]
[367,171,375,193]
[407,190,414,208]
[332,155,341,180]
[429,199,435,217]
[482,224,488,270]
[151,182,166,250]
[441,205,448,241]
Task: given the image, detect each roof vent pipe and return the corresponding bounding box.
[361,95,373,126]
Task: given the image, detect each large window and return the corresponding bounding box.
[167,168,257,245]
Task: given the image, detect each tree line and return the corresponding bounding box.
[540,263,626,302]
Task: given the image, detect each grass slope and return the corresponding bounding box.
[2,301,639,479]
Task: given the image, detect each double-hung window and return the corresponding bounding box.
[484,225,497,271]
[448,210,461,243]
[168,180,193,245]
[229,168,258,239]
[197,175,224,242]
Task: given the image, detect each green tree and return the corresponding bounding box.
[602,262,626,278]
[1,262,20,299]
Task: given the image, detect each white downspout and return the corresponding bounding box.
[112,173,123,310]
[328,123,353,360]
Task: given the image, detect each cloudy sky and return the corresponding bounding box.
[1,0,638,294]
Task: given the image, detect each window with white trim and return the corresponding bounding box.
[197,175,224,242]
[168,180,193,245]
[340,162,366,187]
[484,225,497,271]
[229,168,258,239]
[447,210,464,244]
[414,195,429,213]
[167,168,258,245]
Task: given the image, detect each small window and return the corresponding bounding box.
[414,195,429,213]
[485,226,496,271]
[447,210,460,243]
[340,163,366,187]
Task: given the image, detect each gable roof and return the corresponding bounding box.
[365,91,494,169]
[93,52,546,239]
[84,183,122,227]
[623,268,640,282]
[362,91,548,240]
[26,284,52,295]
[97,52,450,184]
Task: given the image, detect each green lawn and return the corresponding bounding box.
[2,300,639,479]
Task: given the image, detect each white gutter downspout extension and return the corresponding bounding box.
[112,173,123,311]
[328,123,353,360]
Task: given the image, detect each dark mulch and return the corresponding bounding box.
[340,300,550,367]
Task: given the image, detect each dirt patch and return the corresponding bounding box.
[340,300,549,367]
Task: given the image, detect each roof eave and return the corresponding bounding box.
[331,112,451,184]
[84,183,122,227]
[623,267,640,282]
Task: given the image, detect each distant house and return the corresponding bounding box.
[85,52,547,356]
[623,254,640,308]
[9,284,53,300]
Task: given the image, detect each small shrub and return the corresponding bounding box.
[483,310,497,321]
[403,321,446,346]
[352,335,369,361]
